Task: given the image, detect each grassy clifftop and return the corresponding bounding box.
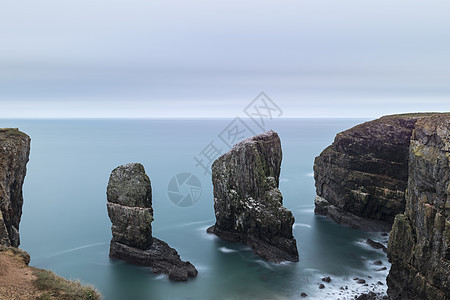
[0,246,101,300]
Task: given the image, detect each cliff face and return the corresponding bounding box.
[314,114,430,231]
[207,130,299,263]
[0,128,30,247]
[387,114,450,299]
[107,163,197,281]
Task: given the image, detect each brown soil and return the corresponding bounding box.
[0,251,42,300]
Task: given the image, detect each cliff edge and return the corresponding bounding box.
[387,114,450,299]
[313,114,436,231]
[0,128,30,247]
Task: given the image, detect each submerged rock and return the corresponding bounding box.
[0,128,30,247]
[357,279,366,284]
[107,163,197,281]
[356,291,377,300]
[366,239,387,253]
[314,113,436,231]
[373,260,383,266]
[387,114,450,299]
[207,130,299,263]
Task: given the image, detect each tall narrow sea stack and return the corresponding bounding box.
[107,163,197,281]
[387,114,450,299]
[207,130,299,263]
[0,128,30,247]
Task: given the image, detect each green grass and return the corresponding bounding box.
[381,112,448,119]
[0,128,30,139]
[31,267,101,300]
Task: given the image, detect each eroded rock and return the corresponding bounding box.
[207,130,299,263]
[387,114,450,299]
[314,113,435,231]
[0,128,30,247]
[107,163,197,281]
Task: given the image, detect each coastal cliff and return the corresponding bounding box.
[0,128,101,299]
[207,131,299,263]
[107,163,198,281]
[313,114,433,231]
[313,113,449,299]
[0,128,30,247]
[387,114,450,299]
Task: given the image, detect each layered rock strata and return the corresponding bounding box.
[387,114,450,299]
[314,114,434,231]
[107,163,197,281]
[0,128,30,247]
[207,130,299,263]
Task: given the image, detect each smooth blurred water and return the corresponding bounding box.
[1,118,391,300]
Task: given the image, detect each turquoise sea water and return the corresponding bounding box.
[1,118,390,300]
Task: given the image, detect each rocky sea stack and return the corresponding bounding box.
[387,114,450,299]
[207,130,299,263]
[107,163,197,281]
[314,113,436,231]
[0,128,30,247]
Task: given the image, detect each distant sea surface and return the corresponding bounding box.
[1,118,391,300]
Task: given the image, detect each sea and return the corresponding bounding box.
[1,118,391,300]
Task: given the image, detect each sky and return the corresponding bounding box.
[1,0,449,118]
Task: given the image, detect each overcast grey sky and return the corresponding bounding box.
[1,0,449,118]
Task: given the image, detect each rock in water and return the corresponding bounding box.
[314,113,434,231]
[387,114,450,299]
[107,163,153,249]
[0,128,30,247]
[207,130,299,263]
[107,163,197,281]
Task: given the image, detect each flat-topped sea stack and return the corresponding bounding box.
[107,163,197,281]
[207,130,299,263]
[0,128,31,247]
[314,113,437,231]
[387,114,450,299]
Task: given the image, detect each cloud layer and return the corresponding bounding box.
[1,0,449,118]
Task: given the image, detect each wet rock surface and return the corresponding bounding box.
[207,131,298,263]
[0,129,30,247]
[366,239,387,253]
[387,114,450,299]
[356,291,378,300]
[107,163,197,281]
[109,238,198,281]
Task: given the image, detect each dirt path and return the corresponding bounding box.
[0,252,42,300]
